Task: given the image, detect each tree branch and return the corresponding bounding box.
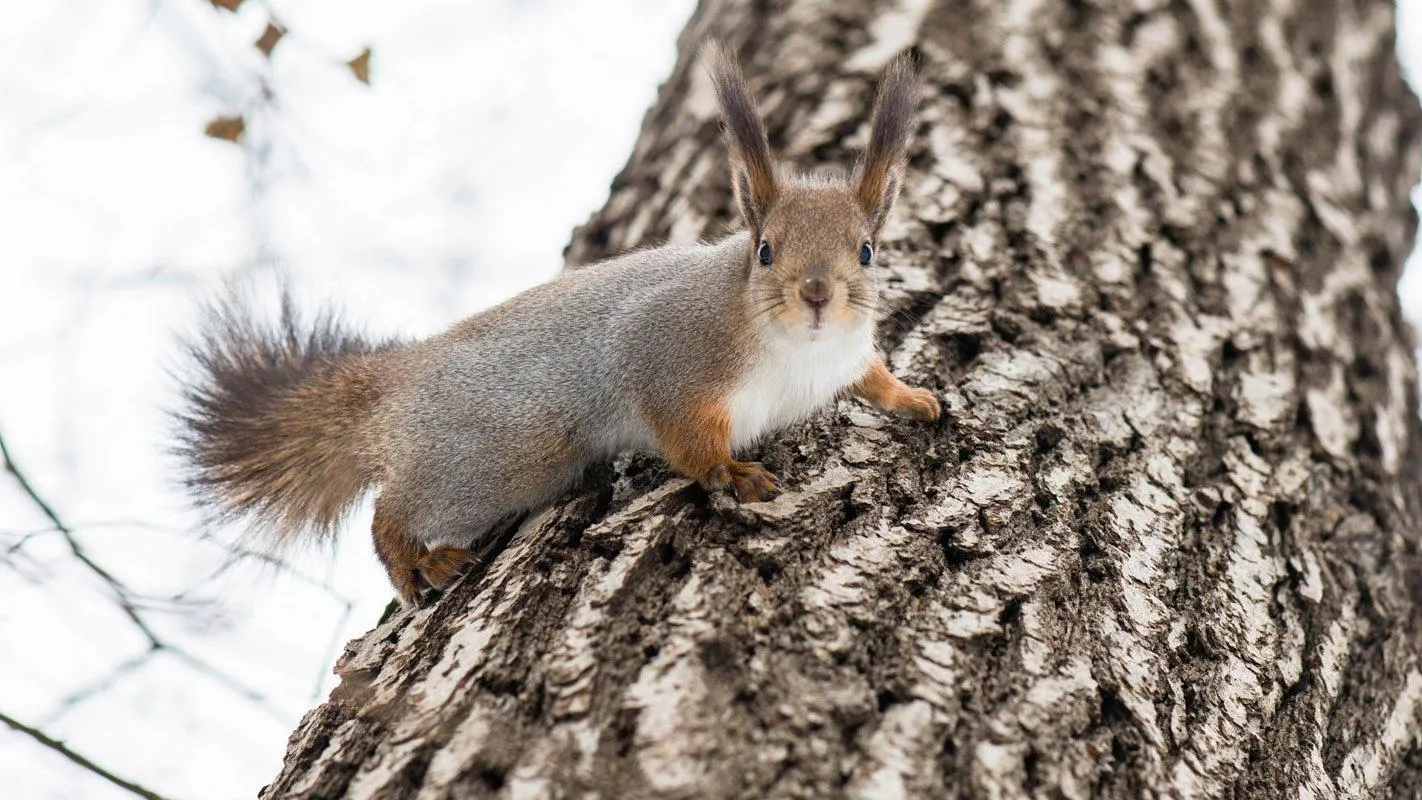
[0,709,179,800]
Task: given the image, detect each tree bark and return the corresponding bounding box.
[263,1,1422,798]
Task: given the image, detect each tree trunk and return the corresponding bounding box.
[263,1,1422,798]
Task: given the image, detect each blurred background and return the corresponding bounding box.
[1,1,1421,798]
[0,1,693,797]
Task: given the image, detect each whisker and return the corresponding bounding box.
[747,300,788,323]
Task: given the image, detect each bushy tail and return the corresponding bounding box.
[174,290,399,547]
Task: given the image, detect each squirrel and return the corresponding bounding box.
[174,43,940,606]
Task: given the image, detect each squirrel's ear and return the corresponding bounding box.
[855,49,922,234]
[704,40,779,234]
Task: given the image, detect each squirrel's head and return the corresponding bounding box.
[704,42,921,339]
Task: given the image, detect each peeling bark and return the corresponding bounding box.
[264,1,1422,798]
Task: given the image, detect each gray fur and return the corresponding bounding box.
[372,236,758,547]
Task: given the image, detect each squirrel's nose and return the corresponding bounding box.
[799,277,831,310]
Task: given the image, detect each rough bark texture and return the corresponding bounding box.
[264,1,1422,798]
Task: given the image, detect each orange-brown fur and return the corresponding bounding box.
[705,42,779,231]
[373,502,474,605]
[749,184,877,332]
[852,359,941,421]
[176,294,397,546]
[854,51,921,229]
[650,400,780,502]
[371,500,424,605]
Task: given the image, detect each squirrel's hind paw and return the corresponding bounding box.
[417,545,474,591]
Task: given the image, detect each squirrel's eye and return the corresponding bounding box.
[757,241,773,267]
[859,242,874,266]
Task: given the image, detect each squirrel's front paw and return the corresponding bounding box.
[895,388,941,422]
[708,461,782,502]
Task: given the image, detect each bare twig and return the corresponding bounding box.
[0,427,291,720]
[0,709,178,800]
[168,647,292,722]
[5,518,346,596]
[0,428,66,530]
[1,427,159,642]
[36,650,160,727]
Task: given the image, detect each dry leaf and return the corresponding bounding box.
[204,115,245,143]
[255,23,285,57]
[209,0,243,11]
[347,47,372,85]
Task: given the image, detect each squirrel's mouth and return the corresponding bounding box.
[756,288,864,338]
[794,299,862,339]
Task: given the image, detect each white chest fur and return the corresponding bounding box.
[726,325,876,452]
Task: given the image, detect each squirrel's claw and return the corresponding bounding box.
[899,388,941,422]
[730,462,781,502]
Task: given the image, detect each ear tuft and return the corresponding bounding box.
[703,40,779,233]
[856,49,923,232]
